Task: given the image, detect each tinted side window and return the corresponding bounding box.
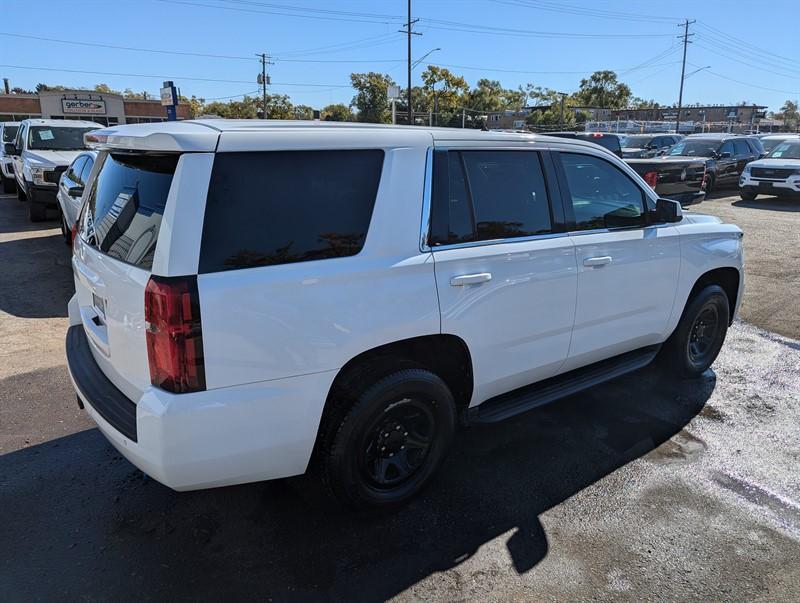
[81,152,179,270]
[79,157,94,186]
[733,140,750,155]
[444,152,474,244]
[719,141,734,156]
[559,153,645,231]
[199,150,384,273]
[461,150,552,241]
[66,157,87,185]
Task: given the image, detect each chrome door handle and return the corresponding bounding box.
[583,256,612,267]
[450,273,492,286]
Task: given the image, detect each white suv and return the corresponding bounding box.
[66,121,744,509]
[7,118,100,221]
[739,137,800,200]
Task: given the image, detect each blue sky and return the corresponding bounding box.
[1,0,798,112]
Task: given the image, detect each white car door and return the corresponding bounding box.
[429,148,578,406]
[553,149,681,372]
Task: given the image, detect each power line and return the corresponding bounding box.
[489,0,681,25]
[0,63,353,88]
[696,21,800,67]
[695,38,800,78]
[691,65,800,95]
[203,89,260,100]
[419,19,675,39]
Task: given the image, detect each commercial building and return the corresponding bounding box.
[611,104,769,133]
[0,89,190,125]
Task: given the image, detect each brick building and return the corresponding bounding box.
[0,89,190,125]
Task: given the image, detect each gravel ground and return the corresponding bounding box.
[0,190,798,601]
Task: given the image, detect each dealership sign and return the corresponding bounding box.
[61,98,107,115]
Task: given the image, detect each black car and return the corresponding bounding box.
[545,132,624,158]
[621,134,682,159]
[666,134,763,194]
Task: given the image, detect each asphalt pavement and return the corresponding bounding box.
[1,190,799,601]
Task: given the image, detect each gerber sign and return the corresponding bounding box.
[61,98,107,115]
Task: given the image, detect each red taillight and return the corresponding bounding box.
[144,276,206,394]
[643,171,658,189]
[591,132,604,138]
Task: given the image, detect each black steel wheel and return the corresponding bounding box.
[660,284,730,378]
[321,367,456,510]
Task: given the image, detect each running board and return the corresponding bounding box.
[468,345,661,424]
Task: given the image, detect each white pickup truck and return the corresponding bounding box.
[6,118,100,221]
[66,121,744,509]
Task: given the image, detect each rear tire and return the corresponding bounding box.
[660,284,729,378]
[704,175,715,196]
[61,215,72,245]
[321,368,456,510]
[740,190,756,201]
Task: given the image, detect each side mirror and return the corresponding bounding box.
[68,185,84,198]
[719,151,732,159]
[652,198,682,224]
[3,142,17,155]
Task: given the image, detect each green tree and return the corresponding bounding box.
[574,70,631,109]
[350,72,395,123]
[630,97,660,109]
[322,103,354,121]
[772,100,799,130]
[293,104,315,120]
[419,66,469,125]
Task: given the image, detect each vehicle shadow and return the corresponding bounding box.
[733,197,800,212]
[0,364,714,601]
[0,195,62,234]
[0,232,73,318]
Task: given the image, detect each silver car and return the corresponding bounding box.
[56,150,97,243]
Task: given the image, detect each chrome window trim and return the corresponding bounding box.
[419,146,433,252]
[428,231,568,252]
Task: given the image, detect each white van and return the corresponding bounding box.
[7,119,100,221]
[67,120,744,509]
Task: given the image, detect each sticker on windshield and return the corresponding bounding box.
[772,151,783,157]
[38,130,55,141]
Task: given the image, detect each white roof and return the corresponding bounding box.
[86,119,608,153]
[20,118,104,128]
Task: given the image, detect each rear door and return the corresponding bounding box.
[733,139,754,176]
[716,140,738,185]
[73,151,182,400]
[430,148,578,405]
[553,149,681,371]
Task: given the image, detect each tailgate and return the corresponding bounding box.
[72,151,181,401]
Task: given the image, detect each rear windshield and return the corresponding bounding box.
[199,150,384,273]
[28,126,97,151]
[668,140,719,157]
[81,152,179,270]
[622,135,653,147]
[579,134,621,152]
[2,125,18,143]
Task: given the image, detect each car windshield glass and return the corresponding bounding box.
[28,126,97,151]
[761,138,792,153]
[622,136,652,147]
[2,125,19,143]
[668,140,718,157]
[768,142,800,160]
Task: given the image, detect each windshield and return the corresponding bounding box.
[2,125,19,143]
[668,140,719,157]
[761,137,794,153]
[767,141,800,160]
[622,136,653,148]
[28,126,98,151]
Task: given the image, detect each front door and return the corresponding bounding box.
[430,148,577,406]
[553,150,681,372]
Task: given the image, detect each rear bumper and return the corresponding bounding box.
[65,324,336,491]
[668,190,706,206]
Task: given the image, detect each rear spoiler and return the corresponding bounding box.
[84,123,219,153]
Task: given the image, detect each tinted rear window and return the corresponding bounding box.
[81,152,178,270]
[199,150,384,273]
[580,134,621,153]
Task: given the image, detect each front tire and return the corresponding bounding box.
[1,174,16,194]
[661,284,729,378]
[740,190,756,201]
[321,368,456,510]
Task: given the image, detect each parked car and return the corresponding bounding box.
[0,121,19,193]
[624,156,706,206]
[757,133,800,154]
[739,138,800,200]
[5,119,101,221]
[56,150,97,244]
[621,134,683,159]
[666,134,762,194]
[545,131,624,157]
[66,121,743,509]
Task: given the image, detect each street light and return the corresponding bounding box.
[412,48,441,70]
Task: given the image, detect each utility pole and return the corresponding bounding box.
[675,19,695,134]
[399,0,421,125]
[462,107,466,128]
[257,53,273,119]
